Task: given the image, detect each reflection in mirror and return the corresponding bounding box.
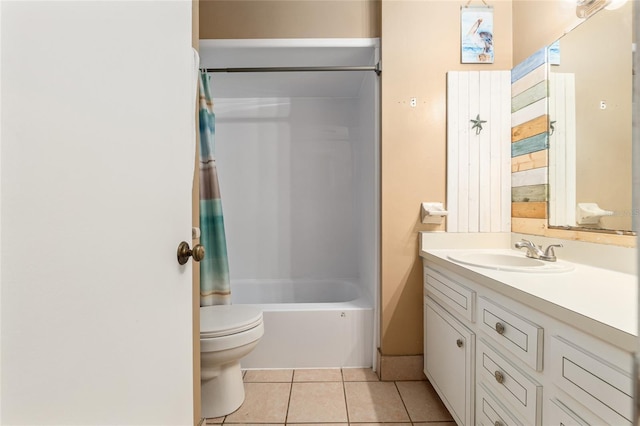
[547,2,634,233]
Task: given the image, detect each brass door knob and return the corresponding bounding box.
[177,241,205,265]
[456,339,463,348]
[495,322,505,335]
[494,370,505,384]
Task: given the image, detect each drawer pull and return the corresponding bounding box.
[494,422,503,426]
[456,338,463,348]
[494,370,505,384]
[495,322,505,335]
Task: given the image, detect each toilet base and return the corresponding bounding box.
[201,361,245,418]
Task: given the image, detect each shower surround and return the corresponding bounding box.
[200,38,380,368]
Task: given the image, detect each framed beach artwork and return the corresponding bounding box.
[461,6,494,64]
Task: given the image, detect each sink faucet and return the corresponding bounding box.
[514,239,544,259]
[541,244,563,262]
[515,239,562,262]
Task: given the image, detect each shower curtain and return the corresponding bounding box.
[198,71,231,306]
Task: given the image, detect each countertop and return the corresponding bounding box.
[420,246,637,352]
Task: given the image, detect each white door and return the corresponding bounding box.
[1,2,195,424]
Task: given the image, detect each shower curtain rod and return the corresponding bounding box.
[202,63,381,76]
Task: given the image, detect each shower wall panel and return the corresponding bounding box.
[215,97,361,281]
[353,72,379,304]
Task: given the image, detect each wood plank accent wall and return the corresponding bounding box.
[446,71,511,233]
[510,47,550,230]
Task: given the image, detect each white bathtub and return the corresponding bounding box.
[231,279,374,369]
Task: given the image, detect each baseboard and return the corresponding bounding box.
[376,349,426,381]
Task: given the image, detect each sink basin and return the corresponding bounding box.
[447,251,574,273]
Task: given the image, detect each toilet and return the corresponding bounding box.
[200,304,264,418]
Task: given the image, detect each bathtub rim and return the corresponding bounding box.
[229,278,373,312]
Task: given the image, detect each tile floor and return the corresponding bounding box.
[205,368,454,425]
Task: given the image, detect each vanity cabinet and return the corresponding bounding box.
[422,259,633,426]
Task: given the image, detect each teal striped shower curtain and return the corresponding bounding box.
[198,71,231,306]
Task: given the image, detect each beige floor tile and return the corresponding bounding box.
[349,423,411,426]
[287,382,348,423]
[244,369,294,382]
[412,423,456,426]
[293,368,343,382]
[396,381,453,422]
[204,417,224,424]
[342,368,379,382]
[344,382,410,423]
[225,382,291,424]
[288,424,348,426]
[225,424,284,426]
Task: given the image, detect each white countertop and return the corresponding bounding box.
[420,240,638,352]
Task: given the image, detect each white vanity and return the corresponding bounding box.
[419,233,637,426]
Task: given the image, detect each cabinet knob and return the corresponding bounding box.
[495,322,505,335]
[456,338,463,348]
[494,421,503,426]
[494,370,505,384]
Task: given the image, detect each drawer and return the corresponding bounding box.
[477,338,542,425]
[424,265,475,322]
[477,383,523,426]
[478,297,543,371]
[545,398,591,426]
[549,335,633,425]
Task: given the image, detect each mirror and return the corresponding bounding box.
[547,2,634,233]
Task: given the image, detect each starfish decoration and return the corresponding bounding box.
[470,114,487,135]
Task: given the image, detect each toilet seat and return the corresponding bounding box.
[200,305,263,339]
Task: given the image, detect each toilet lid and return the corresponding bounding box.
[200,305,263,338]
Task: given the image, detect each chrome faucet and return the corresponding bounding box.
[515,239,544,259]
[515,239,562,262]
[541,244,563,262]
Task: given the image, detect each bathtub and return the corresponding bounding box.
[231,279,374,369]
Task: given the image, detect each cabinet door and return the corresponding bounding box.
[425,297,475,426]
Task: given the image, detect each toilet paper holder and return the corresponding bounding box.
[421,202,448,224]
